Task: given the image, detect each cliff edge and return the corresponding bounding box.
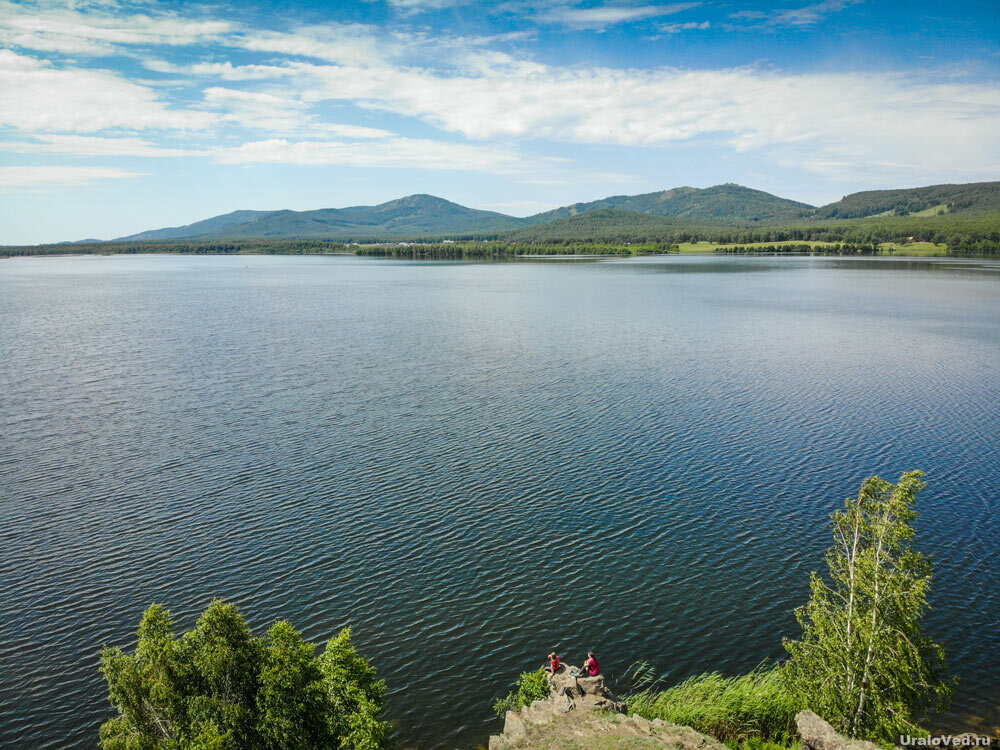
[489,667,730,750]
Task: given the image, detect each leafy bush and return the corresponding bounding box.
[99,600,390,749]
[493,667,550,716]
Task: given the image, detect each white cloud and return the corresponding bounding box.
[131,21,998,182]
[773,0,861,26]
[5,135,208,157]
[236,24,383,66]
[731,0,864,28]
[0,50,216,131]
[383,0,469,10]
[212,137,529,173]
[2,0,997,189]
[202,85,310,132]
[0,0,232,55]
[319,124,395,139]
[195,86,394,138]
[0,165,146,187]
[534,2,700,30]
[659,20,710,32]
[289,59,1000,179]
[143,59,303,80]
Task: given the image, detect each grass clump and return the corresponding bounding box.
[493,667,550,716]
[627,665,803,748]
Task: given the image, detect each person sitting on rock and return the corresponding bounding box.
[569,652,601,695]
[546,652,561,674]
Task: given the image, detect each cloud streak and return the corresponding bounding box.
[6,135,209,157]
[730,0,864,28]
[273,56,1000,180]
[211,137,532,173]
[534,3,701,30]
[0,0,232,55]
[659,20,710,32]
[0,165,146,187]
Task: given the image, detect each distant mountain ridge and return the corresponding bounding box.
[122,209,278,241]
[526,184,814,224]
[117,194,524,241]
[113,181,1000,242]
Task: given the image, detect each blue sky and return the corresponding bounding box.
[1,0,998,244]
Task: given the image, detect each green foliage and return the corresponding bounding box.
[627,666,803,747]
[738,735,802,750]
[507,210,1000,254]
[493,667,550,716]
[0,238,349,257]
[99,600,390,750]
[319,629,391,750]
[813,181,1000,219]
[783,471,953,742]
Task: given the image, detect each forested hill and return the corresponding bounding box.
[116,194,526,241]
[120,209,279,241]
[813,181,1000,219]
[114,184,814,242]
[67,180,1000,245]
[525,184,814,224]
[509,208,687,242]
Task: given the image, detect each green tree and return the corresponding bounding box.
[319,629,391,750]
[782,471,953,741]
[99,600,390,750]
[256,622,332,749]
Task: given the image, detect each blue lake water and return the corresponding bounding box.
[1,253,998,748]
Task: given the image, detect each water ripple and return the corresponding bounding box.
[1,254,999,748]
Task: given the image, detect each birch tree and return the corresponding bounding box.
[783,471,953,742]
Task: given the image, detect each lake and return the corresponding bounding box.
[1,254,998,749]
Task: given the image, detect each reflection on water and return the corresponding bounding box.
[1,254,999,749]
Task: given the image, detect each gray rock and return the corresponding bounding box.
[796,710,881,750]
[632,714,653,734]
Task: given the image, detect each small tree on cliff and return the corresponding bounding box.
[783,471,953,742]
[99,600,390,750]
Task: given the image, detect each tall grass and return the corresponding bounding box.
[627,664,804,748]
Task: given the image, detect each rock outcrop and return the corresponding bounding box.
[489,666,731,750]
[795,710,880,750]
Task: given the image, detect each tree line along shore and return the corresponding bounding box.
[4,210,1000,258]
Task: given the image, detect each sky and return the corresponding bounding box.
[1,0,998,244]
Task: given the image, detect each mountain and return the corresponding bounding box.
[115,185,812,242]
[117,195,525,241]
[120,210,279,241]
[524,184,815,224]
[108,182,1000,244]
[813,181,1000,220]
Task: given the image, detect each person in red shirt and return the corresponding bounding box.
[571,651,600,694]
[546,652,561,674]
